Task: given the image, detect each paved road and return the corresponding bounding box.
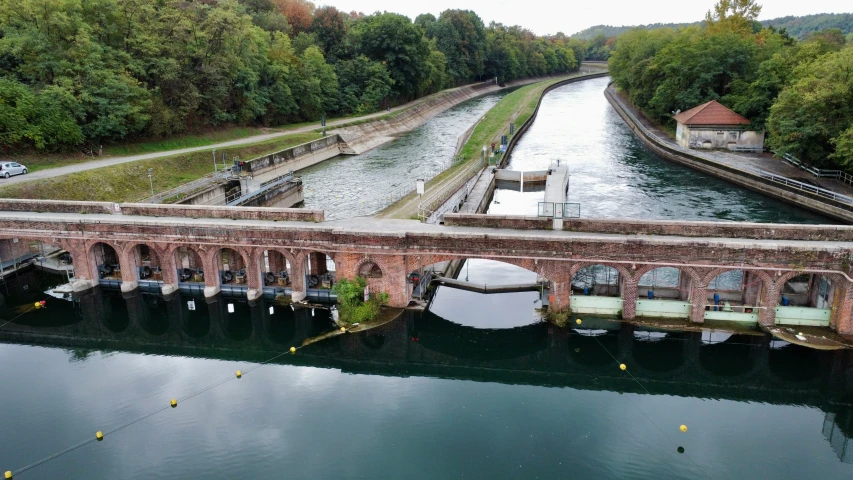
[0,95,442,188]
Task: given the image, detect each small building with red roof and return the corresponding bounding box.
[673,100,764,152]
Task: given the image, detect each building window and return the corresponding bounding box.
[729,131,739,140]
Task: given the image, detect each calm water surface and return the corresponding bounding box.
[489,76,831,224]
[0,270,852,479]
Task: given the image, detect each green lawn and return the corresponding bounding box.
[0,132,323,202]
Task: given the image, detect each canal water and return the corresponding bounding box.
[1,270,852,479]
[298,92,508,220]
[488,76,831,224]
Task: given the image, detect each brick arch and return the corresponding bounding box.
[773,270,810,291]
[569,262,632,282]
[414,254,560,281]
[632,264,701,285]
[354,256,387,278]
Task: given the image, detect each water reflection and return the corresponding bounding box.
[1,273,853,478]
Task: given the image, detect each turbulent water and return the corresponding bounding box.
[298,92,507,220]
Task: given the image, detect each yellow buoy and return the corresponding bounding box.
[679,424,688,432]
[96,431,104,441]
[289,347,296,353]
[235,370,242,379]
[340,327,346,332]
[5,471,12,479]
[576,319,582,325]
[170,399,177,408]
[619,363,627,371]
[34,302,41,308]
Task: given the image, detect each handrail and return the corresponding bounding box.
[418,162,486,223]
[779,152,853,186]
[606,85,853,209]
[140,169,233,204]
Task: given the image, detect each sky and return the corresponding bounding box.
[323,0,852,36]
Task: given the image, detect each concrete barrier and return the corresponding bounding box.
[442,212,853,240]
[0,199,115,214]
[119,203,323,222]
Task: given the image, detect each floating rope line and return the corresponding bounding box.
[4,340,315,478]
[0,299,47,330]
[590,334,731,480]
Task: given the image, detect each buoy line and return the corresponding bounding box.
[3,342,310,478]
[589,333,728,480]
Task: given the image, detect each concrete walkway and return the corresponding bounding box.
[609,86,853,198]
[2,210,852,252]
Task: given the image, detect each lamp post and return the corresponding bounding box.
[147,168,154,196]
[482,146,487,167]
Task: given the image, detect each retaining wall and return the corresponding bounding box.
[604,86,853,223]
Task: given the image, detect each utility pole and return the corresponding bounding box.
[213,149,217,173]
[147,168,154,196]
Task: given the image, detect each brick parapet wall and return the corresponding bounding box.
[443,213,853,241]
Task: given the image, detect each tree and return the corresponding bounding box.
[336,55,393,114]
[432,10,487,84]
[348,13,430,99]
[705,0,762,35]
[310,6,347,61]
[767,47,853,168]
[272,0,314,34]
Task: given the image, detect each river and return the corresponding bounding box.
[0,271,851,478]
[1,76,851,479]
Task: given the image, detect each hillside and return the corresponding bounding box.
[571,13,853,39]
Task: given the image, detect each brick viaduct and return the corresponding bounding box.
[1,200,853,334]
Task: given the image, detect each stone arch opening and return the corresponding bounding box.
[90,242,120,280]
[217,248,247,286]
[304,251,336,290]
[129,244,163,282]
[174,246,205,284]
[572,264,620,297]
[638,267,685,300]
[706,269,747,312]
[417,257,550,328]
[261,250,293,287]
[358,261,383,278]
[265,302,296,345]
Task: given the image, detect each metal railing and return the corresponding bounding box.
[756,171,853,205]
[226,171,297,207]
[780,153,853,186]
[418,161,486,223]
[140,169,233,204]
[606,86,853,208]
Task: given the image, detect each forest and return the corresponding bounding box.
[608,1,853,170]
[0,0,584,152]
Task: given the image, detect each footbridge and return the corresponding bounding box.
[1,199,853,334]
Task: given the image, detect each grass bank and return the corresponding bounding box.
[0,132,322,202]
[378,71,597,219]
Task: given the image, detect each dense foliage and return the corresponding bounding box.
[572,13,853,41]
[608,0,853,169]
[0,0,580,152]
[331,277,389,324]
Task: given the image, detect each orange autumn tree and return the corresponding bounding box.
[273,0,315,34]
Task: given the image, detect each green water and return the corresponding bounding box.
[0,270,852,479]
[489,76,833,224]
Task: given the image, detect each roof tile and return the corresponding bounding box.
[673,100,750,126]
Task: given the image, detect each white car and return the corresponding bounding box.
[0,162,28,178]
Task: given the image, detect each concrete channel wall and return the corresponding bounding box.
[604,85,853,223]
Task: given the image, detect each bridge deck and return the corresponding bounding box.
[1,211,851,254]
